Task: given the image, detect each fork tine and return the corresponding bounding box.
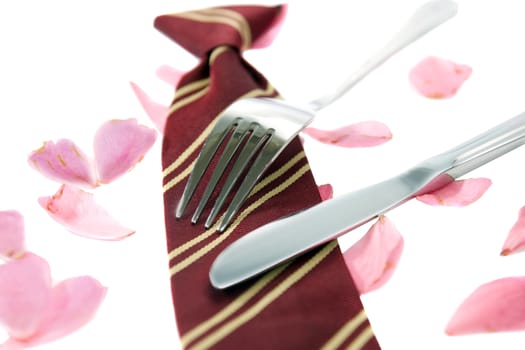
[175,117,238,218]
[204,125,268,228]
[191,121,251,223]
[216,136,282,231]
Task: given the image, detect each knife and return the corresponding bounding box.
[209,111,525,289]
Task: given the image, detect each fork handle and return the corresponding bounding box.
[308,0,458,111]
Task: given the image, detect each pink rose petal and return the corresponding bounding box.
[93,118,157,184]
[0,338,23,350]
[416,178,491,207]
[343,216,404,294]
[251,4,288,49]
[409,56,472,99]
[14,276,107,348]
[130,82,168,133]
[501,206,525,256]
[38,184,135,240]
[0,253,52,340]
[0,210,26,259]
[445,276,525,335]
[0,257,106,349]
[155,64,184,86]
[28,140,97,188]
[303,121,392,148]
[318,184,333,201]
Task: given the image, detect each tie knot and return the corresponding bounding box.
[154,5,286,58]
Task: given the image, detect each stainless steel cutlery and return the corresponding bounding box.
[210,111,525,289]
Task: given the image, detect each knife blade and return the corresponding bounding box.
[210,111,525,289]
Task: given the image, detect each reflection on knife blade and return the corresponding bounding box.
[210,111,525,289]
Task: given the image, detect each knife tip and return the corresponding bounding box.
[209,249,253,289]
[209,263,231,290]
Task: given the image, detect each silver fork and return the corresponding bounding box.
[176,0,458,232]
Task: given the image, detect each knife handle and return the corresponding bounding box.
[433,111,525,179]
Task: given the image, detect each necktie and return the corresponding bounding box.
[156,5,382,350]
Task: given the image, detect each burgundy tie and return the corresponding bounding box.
[156,5,382,349]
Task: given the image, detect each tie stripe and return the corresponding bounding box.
[346,326,375,350]
[321,310,375,350]
[200,8,252,50]
[170,8,252,51]
[167,45,234,118]
[171,78,210,104]
[168,85,210,116]
[180,263,290,347]
[187,241,339,350]
[209,46,231,64]
[162,159,195,193]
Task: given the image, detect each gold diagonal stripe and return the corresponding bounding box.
[168,223,215,261]
[172,78,210,103]
[174,9,251,51]
[173,11,243,37]
[181,262,290,347]
[346,326,374,350]
[168,85,210,116]
[251,151,305,194]
[167,151,305,259]
[320,310,368,350]
[162,84,277,179]
[200,8,252,50]
[173,11,248,50]
[161,129,209,179]
[169,163,310,276]
[171,45,231,109]
[209,45,230,65]
[240,84,278,100]
[188,240,339,350]
[162,159,195,193]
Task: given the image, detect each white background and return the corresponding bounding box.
[1,0,525,349]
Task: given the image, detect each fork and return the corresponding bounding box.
[176,0,458,232]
